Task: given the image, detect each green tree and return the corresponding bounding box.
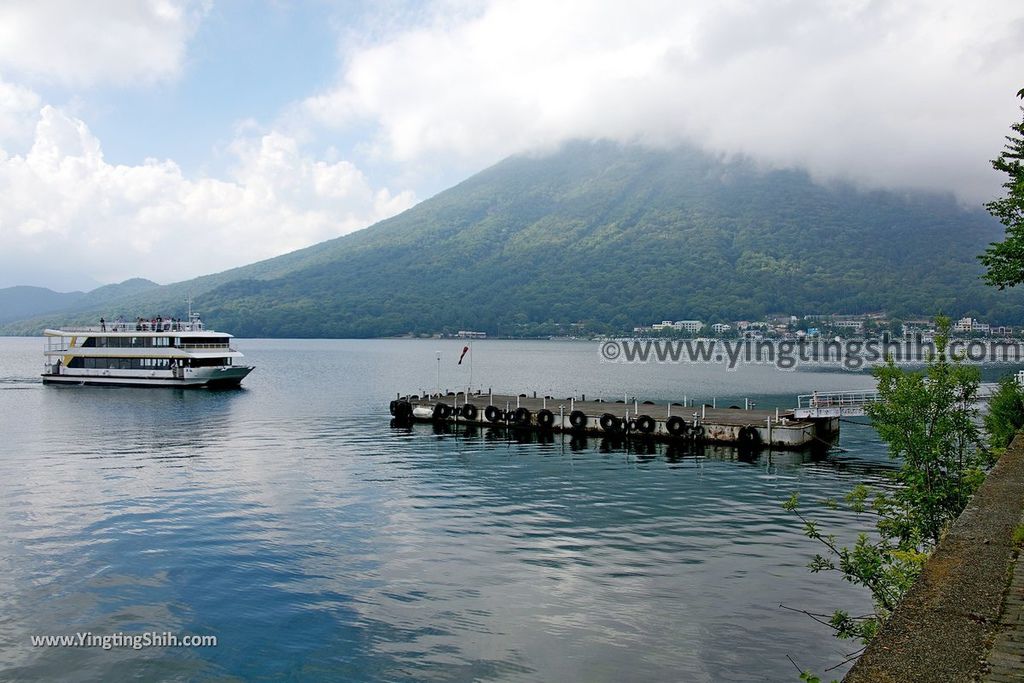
[867,318,987,547]
[984,375,1024,452]
[980,89,1024,288]
[784,318,987,649]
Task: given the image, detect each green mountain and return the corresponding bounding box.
[77,278,161,306]
[3,142,1019,336]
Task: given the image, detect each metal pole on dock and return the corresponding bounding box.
[702,404,706,419]
[436,352,441,397]
[745,398,749,410]
[713,397,716,409]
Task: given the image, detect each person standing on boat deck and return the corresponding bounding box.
[100,317,105,331]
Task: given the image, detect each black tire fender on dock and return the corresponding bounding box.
[537,409,555,428]
[627,419,638,432]
[636,415,656,434]
[394,400,413,421]
[737,425,759,446]
[569,410,588,430]
[512,407,531,425]
[665,416,687,437]
[485,405,503,423]
[462,403,479,421]
[389,400,398,416]
[433,402,452,421]
[600,413,622,433]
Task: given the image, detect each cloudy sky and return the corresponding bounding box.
[0,0,1021,290]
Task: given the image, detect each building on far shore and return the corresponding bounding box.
[457,330,487,339]
[953,317,990,335]
[834,320,864,333]
[650,320,704,333]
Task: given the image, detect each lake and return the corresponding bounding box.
[0,336,937,681]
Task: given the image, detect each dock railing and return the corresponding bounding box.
[796,382,1001,418]
[794,390,880,418]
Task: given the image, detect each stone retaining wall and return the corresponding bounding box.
[844,434,1024,682]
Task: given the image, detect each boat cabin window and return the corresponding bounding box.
[67,357,172,370]
[186,357,232,367]
[82,336,166,348]
[176,337,230,347]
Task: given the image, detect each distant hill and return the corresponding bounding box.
[0,286,84,324]
[2,142,1020,336]
[0,278,158,326]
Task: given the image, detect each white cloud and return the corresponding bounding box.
[306,0,1024,202]
[0,77,40,147]
[0,0,205,86]
[0,106,416,286]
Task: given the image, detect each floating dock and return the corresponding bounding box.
[390,391,838,450]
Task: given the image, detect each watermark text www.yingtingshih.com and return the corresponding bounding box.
[598,338,1024,371]
[31,631,217,650]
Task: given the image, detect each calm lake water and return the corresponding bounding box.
[0,336,969,681]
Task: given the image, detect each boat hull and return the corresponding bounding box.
[42,366,254,388]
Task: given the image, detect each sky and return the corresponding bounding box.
[0,0,1021,291]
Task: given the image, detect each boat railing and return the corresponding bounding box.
[51,323,207,333]
[45,342,233,352]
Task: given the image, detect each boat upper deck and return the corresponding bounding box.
[44,325,230,338]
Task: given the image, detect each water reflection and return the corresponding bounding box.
[1,337,909,681]
[391,423,886,474]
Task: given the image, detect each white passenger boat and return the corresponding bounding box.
[41,314,254,388]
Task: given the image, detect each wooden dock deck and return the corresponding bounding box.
[390,391,837,450]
